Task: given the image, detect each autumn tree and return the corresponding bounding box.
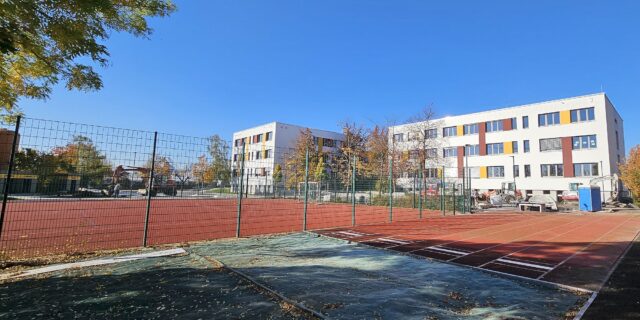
[0,0,176,122]
[332,122,367,188]
[52,135,111,187]
[364,125,389,194]
[13,148,65,192]
[619,146,640,201]
[207,134,231,186]
[284,128,317,189]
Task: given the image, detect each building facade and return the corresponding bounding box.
[231,122,344,194]
[389,93,625,198]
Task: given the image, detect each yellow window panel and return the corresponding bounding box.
[480,166,488,178]
[437,168,443,178]
[504,142,513,154]
[457,125,464,136]
[560,110,571,124]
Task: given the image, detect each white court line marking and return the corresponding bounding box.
[536,215,636,280]
[376,238,410,245]
[478,216,611,269]
[425,246,468,256]
[495,258,553,271]
[6,248,186,280]
[336,231,368,237]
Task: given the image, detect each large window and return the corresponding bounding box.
[265,149,272,158]
[538,112,560,127]
[488,166,505,178]
[426,148,438,158]
[465,144,480,156]
[522,116,529,129]
[255,150,262,160]
[540,137,562,152]
[574,163,599,177]
[524,164,531,177]
[511,117,517,130]
[393,133,404,142]
[443,147,458,157]
[514,165,520,177]
[485,120,503,132]
[572,135,597,150]
[443,126,457,137]
[512,141,519,153]
[541,164,564,177]
[523,140,530,153]
[463,123,479,135]
[265,131,273,141]
[486,143,504,155]
[425,128,438,139]
[570,107,595,123]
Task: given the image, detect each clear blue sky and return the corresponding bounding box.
[19,0,639,153]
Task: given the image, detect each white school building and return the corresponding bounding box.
[389,93,625,198]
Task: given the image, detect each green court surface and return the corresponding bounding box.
[1,233,586,319]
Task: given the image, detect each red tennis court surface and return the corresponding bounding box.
[315,212,640,291]
[0,198,439,258]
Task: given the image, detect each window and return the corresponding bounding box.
[485,120,503,132]
[616,131,619,150]
[463,123,479,135]
[409,150,420,160]
[233,154,238,161]
[324,138,336,147]
[524,165,531,177]
[487,166,505,178]
[541,164,564,177]
[265,149,272,158]
[443,126,457,137]
[572,135,597,150]
[234,138,244,147]
[426,148,438,158]
[540,138,562,152]
[443,147,458,157]
[570,107,595,123]
[425,168,439,178]
[523,116,529,129]
[512,141,518,153]
[425,128,438,139]
[393,133,404,142]
[265,131,273,141]
[538,112,560,127]
[514,165,520,177]
[574,163,599,177]
[255,134,263,143]
[511,118,517,130]
[523,140,530,153]
[465,144,480,156]
[486,143,504,155]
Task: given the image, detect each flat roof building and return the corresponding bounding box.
[231,122,344,195]
[389,93,625,198]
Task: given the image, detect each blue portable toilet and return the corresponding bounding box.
[578,186,602,212]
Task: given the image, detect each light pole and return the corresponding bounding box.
[600,160,605,202]
[464,144,470,213]
[510,155,516,197]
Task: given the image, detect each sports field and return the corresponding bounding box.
[316,213,640,291]
[0,198,437,258]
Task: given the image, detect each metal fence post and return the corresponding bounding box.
[0,116,21,240]
[303,147,309,231]
[453,183,456,215]
[419,165,423,219]
[351,155,356,226]
[236,147,245,237]
[412,173,416,209]
[388,156,393,222]
[143,131,158,247]
[441,165,445,216]
[462,166,466,214]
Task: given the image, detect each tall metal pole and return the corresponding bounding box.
[236,147,246,237]
[419,163,423,218]
[441,165,445,216]
[511,155,516,200]
[465,147,469,213]
[303,147,309,231]
[388,156,393,222]
[0,116,21,239]
[143,131,158,247]
[600,161,605,202]
[351,155,356,226]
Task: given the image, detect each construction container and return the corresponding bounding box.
[578,186,602,212]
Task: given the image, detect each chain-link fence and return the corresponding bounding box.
[1,117,475,259]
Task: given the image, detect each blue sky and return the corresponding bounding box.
[18,1,640,153]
